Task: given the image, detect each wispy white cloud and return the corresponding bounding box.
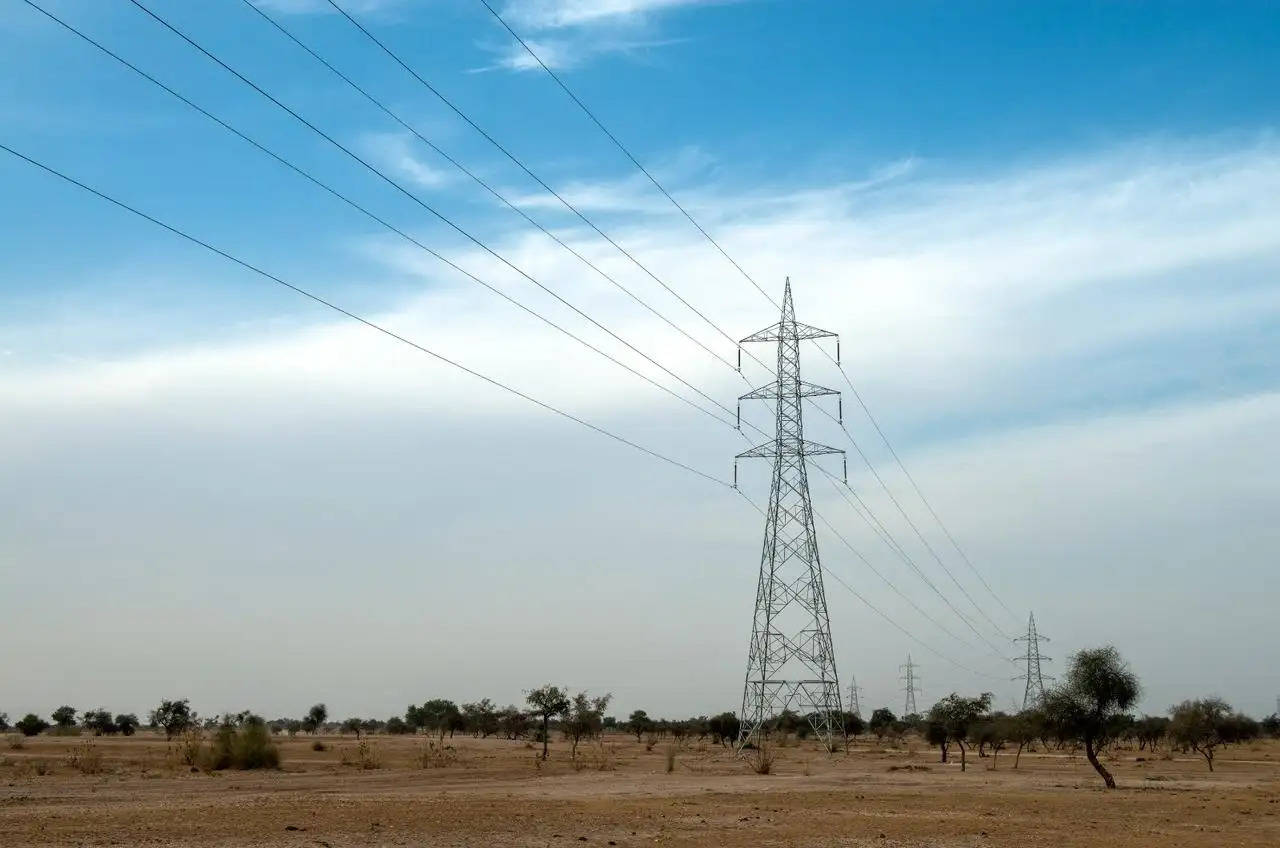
[501,0,732,30]
[2,135,1279,716]
[358,131,453,189]
[482,0,733,71]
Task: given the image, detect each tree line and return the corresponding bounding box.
[5,648,1277,785]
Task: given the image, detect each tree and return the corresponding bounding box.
[82,708,119,736]
[462,699,499,738]
[628,709,653,742]
[115,714,140,736]
[1042,646,1140,789]
[51,705,77,729]
[0,713,8,732]
[385,716,412,735]
[925,720,949,762]
[841,711,866,738]
[868,708,896,741]
[360,718,382,736]
[1135,715,1170,751]
[926,692,992,772]
[302,703,328,734]
[526,685,571,760]
[1262,714,1280,739]
[498,704,530,740]
[149,699,196,739]
[1006,710,1043,769]
[708,711,741,747]
[564,692,613,758]
[1169,698,1240,772]
[418,699,461,740]
[16,713,49,736]
[341,717,364,738]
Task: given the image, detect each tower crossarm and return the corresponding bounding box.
[741,321,838,344]
[737,439,844,459]
[740,380,838,401]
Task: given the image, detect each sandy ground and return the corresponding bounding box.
[2,731,1279,846]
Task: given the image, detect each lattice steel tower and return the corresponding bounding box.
[1013,611,1052,710]
[847,674,864,718]
[734,279,845,751]
[900,655,921,716]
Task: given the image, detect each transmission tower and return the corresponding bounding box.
[734,279,846,751]
[847,674,864,718]
[1012,611,1052,710]
[900,655,921,716]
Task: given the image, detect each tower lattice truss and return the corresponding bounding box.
[735,279,845,751]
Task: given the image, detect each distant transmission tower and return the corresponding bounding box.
[900,655,921,716]
[735,279,846,751]
[847,674,864,718]
[1013,611,1052,710]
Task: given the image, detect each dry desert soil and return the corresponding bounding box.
[3,732,1279,846]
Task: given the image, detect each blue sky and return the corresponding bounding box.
[2,1,1279,721]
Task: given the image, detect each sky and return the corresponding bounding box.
[2,0,1278,725]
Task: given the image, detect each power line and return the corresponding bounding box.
[8,137,1002,687]
[815,396,1014,642]
[324,0,755,363]
[0,141,730,490]
[807,464,984,655]
[736,490,1005,682]
[20,0,738,437]
[476,0,1018,632]
[119,0,746,430]
[236,0,737,376]
[475,0,780,311]
[24,1,1014,684]
[828,355,1018,620]
[811,460,1009,658]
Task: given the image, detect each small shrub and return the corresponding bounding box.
[417,740,458,769]
[750,744,775,775]
[664,744,677,774]
[198,721,280,771]
[341,739,381,770]
[311,740,328,752]
[172,729,205,767]
[6,735,24,750]
[574,742,617,772]
[67,741,105,775]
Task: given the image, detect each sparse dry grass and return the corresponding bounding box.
[0,733,1277,847]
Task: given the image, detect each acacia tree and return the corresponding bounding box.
[302,703,328,734]
[526,685,570,760]
[1135,715,1170,750]
[51,705,77,730]
[1007,710,1042,769]
[16,713,49,736]
[418,699,461,740]
[565,692,613,758]
[149,699,196,739]
[927,692,992,772]
[82,709,118,735]
[0,713,9,732]
[462,699,498,738]
[628,709,653,742]
[498,705,530,740]
[708,712,741,747]
[925,720,949,762]
[868,708,896,741]
[1042,646,1140,789]
[1169,698,1238,772]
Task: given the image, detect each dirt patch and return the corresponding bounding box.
[1,734,1277,846]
